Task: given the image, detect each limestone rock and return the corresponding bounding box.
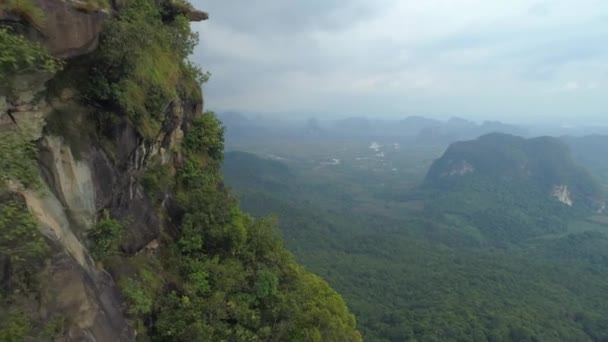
[0,73,53,140]
[39,136,97,231]
[186,9,209,21]
[13,0,110,59]
[39,252,134,341]
[15,184,95,275]
[41,0,108,58]
[167,0,209,22]
[552,184,574,207]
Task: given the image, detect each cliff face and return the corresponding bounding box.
[0,4,196,341]
[5,80,197,341]
[0,1,199,340]
[1,1,362,341]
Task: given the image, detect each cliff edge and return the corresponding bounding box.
[0,1,361,340]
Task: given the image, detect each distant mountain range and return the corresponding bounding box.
[218,112,529,145]
[327,115,522,141]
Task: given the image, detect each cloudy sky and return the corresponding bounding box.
[190,0,608,124]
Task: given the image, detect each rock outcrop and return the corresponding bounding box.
[27,0,109,59]
[2,71,132,341]
[1,0,108,59]
[1,0,208,60]
[186,9,209,21]
[442,160,475,177]
[552,185,574,207]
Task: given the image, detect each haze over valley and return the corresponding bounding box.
[222,113,608,341]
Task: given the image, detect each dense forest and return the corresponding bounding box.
[223,133,608,341]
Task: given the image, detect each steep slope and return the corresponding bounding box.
[0,1,361,341]
[422,133,604,241]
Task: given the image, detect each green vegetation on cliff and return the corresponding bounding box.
[0,27,61,81]
[88,210,125,261]
[86,0,206,140]
[0,199,48,291]
[132,112,361,341]
[0,34,51,334]
[0,132,40,190]
[0,198,50,340]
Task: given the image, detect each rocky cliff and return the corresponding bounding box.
[0,1,361,341]
[0,1,207,340]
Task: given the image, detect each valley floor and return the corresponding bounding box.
[223,137,608,341]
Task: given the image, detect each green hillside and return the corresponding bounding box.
[421,133,603,242]
[425,133,600,201]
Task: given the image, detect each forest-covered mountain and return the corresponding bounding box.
[420,133,604,242]
[223,136,608,341]
[426,133,599,199]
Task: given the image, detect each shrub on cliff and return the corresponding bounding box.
[88,211,125,261]
[0,27,62,81]
[0,132,40,190]
[137,110,362,341]
[85,0,206,141]
[184,112,225,163]
[0,199,48,296]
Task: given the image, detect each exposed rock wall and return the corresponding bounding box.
[1,69,202,340]
[2,74,136,341]
[39,135,96,231]
[2,0,208,59]
[0,73,53,140]
[0,0,209,340]
[552,185,574,207]
[26,0,109,59]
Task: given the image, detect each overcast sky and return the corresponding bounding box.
[190,0,608,124]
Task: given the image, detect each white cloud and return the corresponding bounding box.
[563,81,580,90]
[192,0,608,123]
